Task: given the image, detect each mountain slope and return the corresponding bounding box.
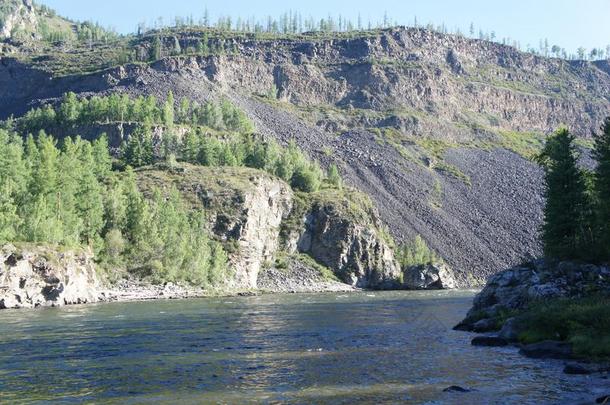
[1,26,609,284]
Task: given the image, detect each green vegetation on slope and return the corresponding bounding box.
[12,92,340,193]
[0,130,227,286]
[19,91,253,134]
[0,90,344,286]
[396,235,440,268]
[516,296,610,359]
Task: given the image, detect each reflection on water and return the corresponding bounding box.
[0,290,605,404]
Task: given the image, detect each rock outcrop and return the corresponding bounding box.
[402,263,457,290]
[289,192,402,289]
[136,165,293,290]
[137,165,405,291]
[456,260,610,330]
[0,244,99,309]
[0,0,37,39]
[468,260,610,319]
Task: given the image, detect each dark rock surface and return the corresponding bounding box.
[471,336,509,347]
[295,198,401,289]
[472,318,498,333]
[519,341,575,360]
[597,394,610,404]
[443,385,473,393]
[563,364,593,375]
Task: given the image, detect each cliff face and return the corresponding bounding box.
[290,195,401,289]
[0,244,100,309]
[136,165,403,290]
[2,27,609,283]
[0,0,37,39]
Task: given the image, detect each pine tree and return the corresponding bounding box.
[181,130,200,163]
[58,92,80,125]
[121,126,154,168]
[22,132,64,243]
[56,137,84,245]
[537,128,593,260]
[593,117,610,259]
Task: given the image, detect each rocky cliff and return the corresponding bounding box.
[0,243,100,309]
[284,190,401,289]
[0,0,37,39]
[2,26,609,283]
[136,164,404,290]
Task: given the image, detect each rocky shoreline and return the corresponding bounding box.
[455,259,610,386]
[1,242,461,310]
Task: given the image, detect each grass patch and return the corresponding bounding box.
[516,296,610,359]
[494,130,546,159]
[435,162,472,185]
[295,253,340,282]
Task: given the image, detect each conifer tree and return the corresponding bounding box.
[92,134,112,180]
[592,117,610,259]
[181,130,200,163]
[76,141,105,248]
[0,130,26,241]
[537,128,593,260]
[56,137,84,244]
[163,91,175,127]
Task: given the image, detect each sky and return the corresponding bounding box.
[38,0,610,53]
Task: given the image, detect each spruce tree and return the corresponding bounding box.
[537,128,592,260]
[592,117,610,259]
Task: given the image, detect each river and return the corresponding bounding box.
[0,291,605,404]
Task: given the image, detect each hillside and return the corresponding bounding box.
[2,15,610,284]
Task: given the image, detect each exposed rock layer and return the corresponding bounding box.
[0,244,99,309]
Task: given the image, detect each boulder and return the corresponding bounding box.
[498,317,526,341]
[443,385,472,393]
[0,244,100,309]
[519,341,574,360]
[402,263,458,290]
[471,336,509,347]
[472,318,498,333]
[597,395,610,404]
[563,364,592,375]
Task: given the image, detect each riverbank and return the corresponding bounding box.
[98,269,357,305]
[455,260,610,363]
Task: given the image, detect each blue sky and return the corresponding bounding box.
[39,0,610,53]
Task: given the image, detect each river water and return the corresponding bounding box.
[0,290,605,404]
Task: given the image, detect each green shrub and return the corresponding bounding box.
[516,296,610,358]
[396,235,439,267]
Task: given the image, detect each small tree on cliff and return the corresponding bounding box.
[593,117,610,259]
[537,128,593,260]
